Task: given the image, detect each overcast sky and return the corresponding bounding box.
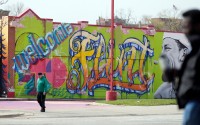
[2,0,200,24]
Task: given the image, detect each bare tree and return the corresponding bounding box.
[6,2,24,16]
[151,18,165,31]
[0,0,7,5]
[116,8,138,25]
[141,15,152,25]
[157,5,183,31]
[97,9,137,26]
[141,5,183,32]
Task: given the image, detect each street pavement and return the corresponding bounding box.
[0,100,183,125]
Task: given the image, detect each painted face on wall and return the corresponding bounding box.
[161,37,188,70]
[154,37,189,99]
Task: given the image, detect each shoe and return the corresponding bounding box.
[40,108,45,112]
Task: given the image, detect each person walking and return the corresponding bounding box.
[37,73,48,112]
[161,9,200,125]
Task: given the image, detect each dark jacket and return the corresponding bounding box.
[176,35,200,109]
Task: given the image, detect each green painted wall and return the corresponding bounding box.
[11,10,186,99]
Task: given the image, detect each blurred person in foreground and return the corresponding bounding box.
[37,73,48,112]
[161,9,200,125]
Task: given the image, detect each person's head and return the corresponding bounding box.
[38,73,43,78]
[161,37,188,69]
[182,9,200,35]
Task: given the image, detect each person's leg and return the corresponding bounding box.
[37,93,42,108]
[183,101,200,125]
[41,94,46,112]
[42,94,46,108]
[44,94,46,108]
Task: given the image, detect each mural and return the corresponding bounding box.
[0,34,8,97]
[1,9,190,99]
[68,30,155,96]
[154,33,190,99]
[13,23,73,73]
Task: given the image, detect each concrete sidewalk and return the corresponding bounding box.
[0,97,101,101]
[0,101,183,125]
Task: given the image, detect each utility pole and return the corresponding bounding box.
[106,0,117,101]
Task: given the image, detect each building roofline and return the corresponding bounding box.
[9,8,183,33]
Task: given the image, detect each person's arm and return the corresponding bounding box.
[43,77,49,95]
[187,53,200,96]
[36,79,39,92]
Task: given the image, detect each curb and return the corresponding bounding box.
[0,98,104,101]
[91,102,113,106]
[0,113,24,118]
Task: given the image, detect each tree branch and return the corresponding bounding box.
[0,0,8,5]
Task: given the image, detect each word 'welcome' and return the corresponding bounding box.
[13,23,73,73]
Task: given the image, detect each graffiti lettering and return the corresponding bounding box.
[12,23,73,73]
[68,31,155,96]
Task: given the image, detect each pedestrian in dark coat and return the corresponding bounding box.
[161,9,200,125]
